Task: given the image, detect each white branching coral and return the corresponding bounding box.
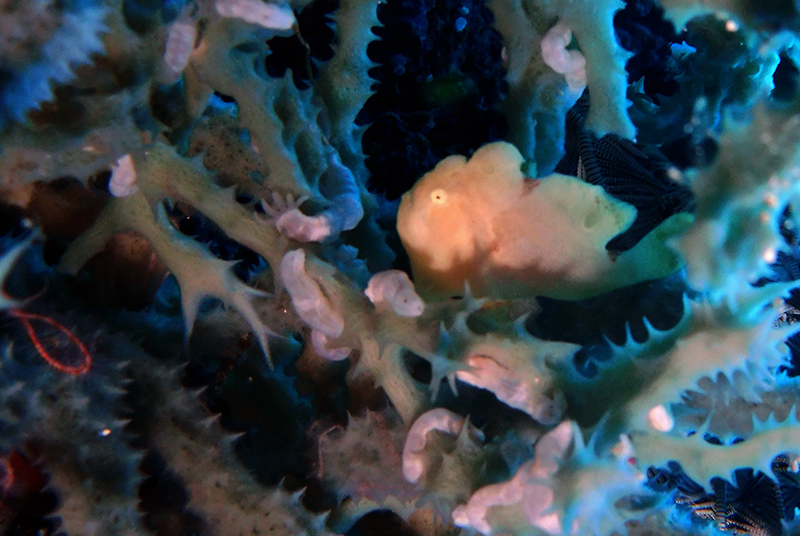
[214,0,296,30]
[108,154,138,198]
[281,249,344,338]
[490,0,635,174]
[365,270,425,318]
[310,328,352,361]
[280,249,355,360]
[259,150,365,243]
[162,13,197,83]
[540,21,586,93]
[260,193,333,243]
[129,348,335,535]
[402,408,467,483]
[452,421,574,535]
[454,422,645,536]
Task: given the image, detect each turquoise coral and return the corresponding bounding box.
[2,0,800,535]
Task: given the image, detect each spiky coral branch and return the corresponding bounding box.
[127,351,334,536]
[0,324,143,536]
[59,145,281,360]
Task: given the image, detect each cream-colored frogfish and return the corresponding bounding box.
[397,142,692,301]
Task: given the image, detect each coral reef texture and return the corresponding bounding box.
[6,0,800,535]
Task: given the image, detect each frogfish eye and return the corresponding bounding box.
[430,188,447,204]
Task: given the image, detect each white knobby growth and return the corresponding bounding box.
[280,249,344,337]
[311,328,351,361]
[108,154,138,197]
[791,455,800,473]
[647,404,675,432]
[215,0,296,30]
[163,15,197,81]
[402,408,465,483]
[277,210,332,242]
[258,193,333,242]
[541,21,587,93]
[365,270,425,317]
[257,149,364,242]
[452,476,526,534]
[452,421,574,535]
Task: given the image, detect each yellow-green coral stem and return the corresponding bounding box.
[186,18,312,197]
[134,143,288,275]
[360,339,427,423]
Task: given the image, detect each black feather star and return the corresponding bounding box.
[555,91,696,253]
[773,454,800,522]
[647,462,784,536]
[709,469,783,536]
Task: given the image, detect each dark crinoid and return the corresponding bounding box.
[648,463,784,536]
[358,0,508,200]
[707,470,783,536]
[773,454,800,522]
[647,462,717,529]
[555,92,696,253]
